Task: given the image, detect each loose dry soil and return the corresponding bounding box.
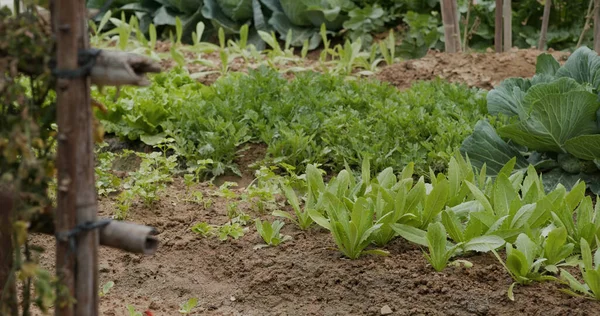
[30,48,598,316]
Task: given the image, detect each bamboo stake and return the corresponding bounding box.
[594,0,600,52]
[577,0,594,48]
[463,0,473,51]
[53,0,98,313]
[441,0,461,53]
[538,0,552,50]
[32,217,159,255]
[495,0,503,52]
[452,0,462,52]
[503,0,512,51]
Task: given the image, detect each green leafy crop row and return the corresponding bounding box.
[279,153,600,299]
[95,67,488,177]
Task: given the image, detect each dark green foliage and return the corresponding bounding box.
[95,67,488,177]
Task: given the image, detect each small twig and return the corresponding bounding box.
[577,0,595,48]
[463,0,473,51]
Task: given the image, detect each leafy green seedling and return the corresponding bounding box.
[491,234,557,300]
[254,219,291,249]
[191,222,215,237]
[179,297,198,314]
[126,305,142,316]
[552,188,600,250]
[309,192,387,259]
[560,238,600,300]
[99,281,114,297]
[218,223,246,241]
[424,222,462,272]
[542,226,575,273]
[273,183,314,230]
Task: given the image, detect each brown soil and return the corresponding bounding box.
[30,176,598,316]
[27,49,600,316]
[377,48,571,90]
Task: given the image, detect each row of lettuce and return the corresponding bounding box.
[267,152,600,300]
[87,0,591,56]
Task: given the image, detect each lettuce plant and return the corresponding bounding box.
[424,222,462,272]
[461,46,600,194]
[254,219,291,247]
[560,238,600,300]
[491,233,558,300]
[309,193,386,259]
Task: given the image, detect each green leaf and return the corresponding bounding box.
[421,178,449,227]
[498,91,600,153]
[514,233,539,268]
[556,46,600,90]
[460,120,529,176]
[463,235,506,252]
[391,224,428,247]
[543,227,574,265]
[267,12,322,49]
[536,53,560,76]
[493,173,517,217]
[564,134,600,160]
[465,181,494,215]
[522,77,585,108]
[486,77,532,119]
[179,297,198,313]
[425,222,453,271]
[441,210,464,243]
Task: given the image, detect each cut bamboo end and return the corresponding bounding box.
[98,220,159,255]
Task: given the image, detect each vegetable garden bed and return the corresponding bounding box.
[28,49,600,316]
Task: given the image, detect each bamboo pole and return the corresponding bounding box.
[32,217,159,255]
[538,0,552,50]
[595,0,600,53]
[495,0,503,52]
[577,0,595,48]
[441,0,461,53]
[53,0,98,313]
[463,0,473,51]
[0,190,18,316]
[452,0,462,52]
[503,0,512,51]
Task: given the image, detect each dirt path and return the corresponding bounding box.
[377,49,569,90]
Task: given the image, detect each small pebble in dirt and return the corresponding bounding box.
[380,305,393,315]
[230,296,236,302]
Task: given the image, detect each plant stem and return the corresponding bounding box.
[577,0,595,48]
[463,0,473,51]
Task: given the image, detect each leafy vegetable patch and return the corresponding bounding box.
[461,46,600,194]
[95,67,488,177]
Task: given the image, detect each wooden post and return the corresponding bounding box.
[0,190,18,316]
[53,0,99,314]
[503,0,512,51]
[595,0,600,53]
[441,0,461,53]
[495,0,503,52]
[452,0,462,52]
[538,0,551,50]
